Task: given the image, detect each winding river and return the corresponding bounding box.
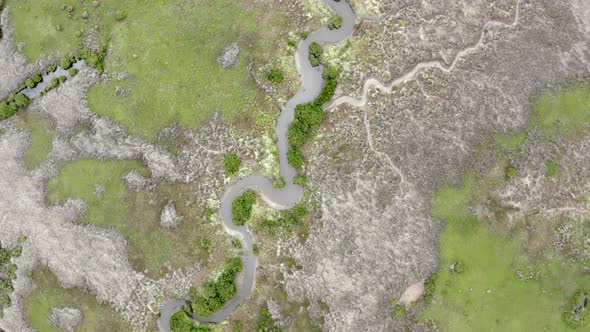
[158,1,356,330]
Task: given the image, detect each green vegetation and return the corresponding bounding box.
[23,269,131,331]
[256,204,307,236]
[392,304,405,319]
[231,190,257,226]
[272,176,286,189]
[421,172,590,331]
[46,159,223,277]
[224,153,241,175]
[308,42,323,67]
[322,65,339,80]
[18,111,55,170]
[258,304,282,332]
[505,163,518,179]
[287,67,338,168]
[494,131,527,151]
[170,306,212,332]
[0,241,22,317]
[68,67,78,76]
[562,290,589,328]
[190,256,242,317]
[546,160,559,177]
[50,77,59,87]
[7,0,292,139]
[25,72,43,89]
[531,83,590,138]
[0,93,30,120]
[327,16,343,30]
[265,68,284,83]
[293,173,307,187]
[58,75,67,83]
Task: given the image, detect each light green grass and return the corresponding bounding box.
[494,131,527,151]
[23,268,132,332]
[423,174,590,331]
[46,159,228,278]
[16,110,55,170]
[7,0,291,139]
[545,160,559,178]
[531,84,590,138]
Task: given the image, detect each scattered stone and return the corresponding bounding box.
[160,201,183,228]
[81,11,89,20]
[48,307,83,332]
[217,43,240,69]
[95,184,105,197]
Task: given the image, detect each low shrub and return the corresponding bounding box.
[231,190,256,226]
[223,153,241,175]
[322,65,339,80]
[562,289,589,328]
[59,55,74,70]
[272,176,286,189]
[258,204,307,236]
[327,15,343,30]
[58,75,67,83]
[265,68,284,83]
[293,173,307,187]
[191,257,242,317]
[68,67,79,76]
[308,42,323,67]
[50,77,60,87]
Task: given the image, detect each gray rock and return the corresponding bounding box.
[48,307,82,332]
[160,201,183,228]
[217,43,240,69]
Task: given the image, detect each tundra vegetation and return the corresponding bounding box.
[422,83,590,331]
[231,190,257,226]
[327,16,342,30]
[0,241,22,317]
[287,65,338,168]
[23,269,131,331]
[170,305,212,332]
[307,42,323,67]
[223,153,241,175]
[6,0,299,139]
[188,256,242,317]
[46,159,230,278]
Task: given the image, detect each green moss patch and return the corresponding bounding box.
[23,269,131,332]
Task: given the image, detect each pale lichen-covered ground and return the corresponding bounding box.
[1,0,590,331]
[284,0,590,331]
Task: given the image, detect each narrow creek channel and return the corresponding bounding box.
[158,1,356,329]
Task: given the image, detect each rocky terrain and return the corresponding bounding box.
[0,0,589,331]
[284,0,590,331]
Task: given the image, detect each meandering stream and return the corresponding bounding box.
[157,1,356,330]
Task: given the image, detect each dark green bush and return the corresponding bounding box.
[287,147,304,168]
[223,153,241,175]
[58,75,67,83]
[293,173,307,187]
[314,78,337,106]
[68,67,79,76]
[25,73,43,89]
[50,77,60,87]
[322,65,339,80]
[48,65,57,72]
[327,16,343,30]
[0,102,18,120]
[258,204,307,236]
[308,42,323,67]
[170,309,212,332]
[265,68,284,83]
[191,257,242,317]
[231,190,256,226]
[60,55,73,69]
